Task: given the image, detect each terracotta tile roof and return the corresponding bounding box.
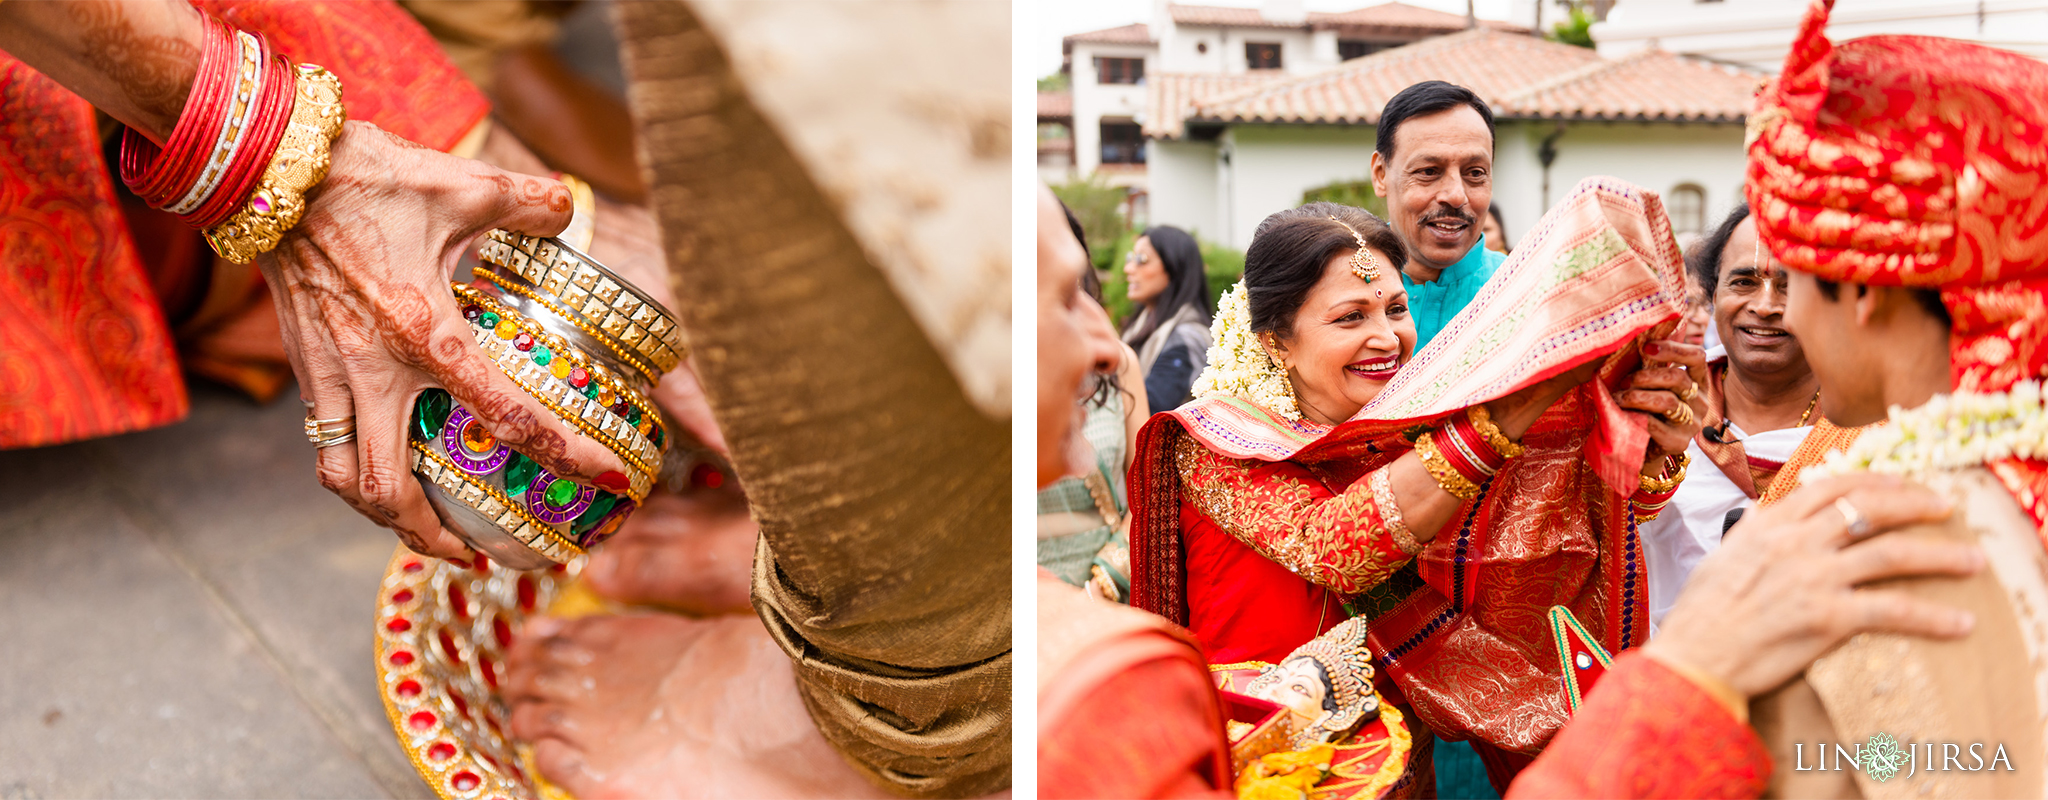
[1038,91,1072,120]
[1063,22,1152,47]
[1168,4,1299,29]
[1180,28,1762,128]
[1311,2,1530,36]
[1497,49,1766,122]
[1145,71,1289,139]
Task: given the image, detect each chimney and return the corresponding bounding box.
[1261,0,1307,25]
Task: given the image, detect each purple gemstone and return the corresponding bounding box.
[251,195,271,214]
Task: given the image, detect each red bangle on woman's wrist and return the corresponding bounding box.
[120,15,237,206]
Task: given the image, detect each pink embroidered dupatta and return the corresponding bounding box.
[1130,177,1686,755]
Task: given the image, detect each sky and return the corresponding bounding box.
[1033,0,1520,78]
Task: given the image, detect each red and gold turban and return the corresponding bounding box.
[1745,0,2048,395]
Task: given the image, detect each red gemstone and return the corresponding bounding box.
[492,616,513,649]
[402,561,423,573]
[407,710,437,731]
[567,367,590,388]
[395,679,422,699]
[389,650,415,667]
[438,629,464,665]
[512,332,535,351]
[390,589,415,604]
[472,554,491,572]
[449,690,471,720]
[385,618,412,634]
[447,583,469,619]
[450,771,480,792]
[479,656,500,689]
[428,742,457,762]
[516,575,537,612]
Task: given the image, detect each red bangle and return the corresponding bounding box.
[186,49,295,228]
[1437,413,1507,477]
[120,16,235,206]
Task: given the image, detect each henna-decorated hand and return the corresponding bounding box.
[260,120,631,558]
[1618,338,1709,471]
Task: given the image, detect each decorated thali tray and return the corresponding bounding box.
[1211,664,1413,800]
[373,546,578,800]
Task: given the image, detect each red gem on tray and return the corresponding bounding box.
[390,589,414,604]
[449,690,471,720]
[451,771,480,792]
[567,367,590,388]
[447,583,469,619]
[389,650,415,667]
[408,710,437,731]
[516,576,537,612]
[395,679,422,699]
[492,617,513,649]
[479,655,501,689]
[385,618,412,634]
[428,742,457,762]
[438,629,464,665]
[402,561,423,573]
[512,332,535,351]
[473,554,491,572]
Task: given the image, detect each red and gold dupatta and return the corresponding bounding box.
[1130,177,1687,755]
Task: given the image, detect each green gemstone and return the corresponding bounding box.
[626,405,642,424]
[571,492,622,537]
[412,389,453,441]
[582,381,601,399]
[503,452,540,497]
[532,346,552,366]
[543,477,579,508]
[479,311,500,329]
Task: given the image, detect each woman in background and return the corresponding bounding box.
[1122,225,1213,414]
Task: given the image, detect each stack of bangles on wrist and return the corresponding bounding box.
[1631,453,1690,519]
[449,281,663,500]
[1415,405,1526,501]
[119,15,344,263]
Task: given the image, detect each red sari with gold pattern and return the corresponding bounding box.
[0,0,488,448]
[1130,178,1689,782]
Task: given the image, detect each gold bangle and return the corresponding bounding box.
[1369,469,1423,554]
[451,281,664,438]
[205,63,346,264]
[477,231,685,381]
[1415,431,1481,501]
[1638,452,1690,495]
[1466,404,1525,459]
[458,313,659,499]
[1640,647,1749,724]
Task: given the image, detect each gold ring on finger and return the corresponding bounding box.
[1661,403,1694,427]
[1834,496,1872,538]
[305,414,357,444]
[312,430,357,449]
[1678,381,1700,403]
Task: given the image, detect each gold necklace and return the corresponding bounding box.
[1797,389,1820,427]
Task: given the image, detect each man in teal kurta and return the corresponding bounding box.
[1371,80,1508,356]
[1402,232,1506,351]
[1370,79,1515,796]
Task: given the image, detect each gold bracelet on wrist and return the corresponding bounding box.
[1416,431,1482,501]
[1638,452,1690,495]
[1466,404,1526,459]
[205,63,346,264]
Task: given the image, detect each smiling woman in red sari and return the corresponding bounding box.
[1129,182,1710,791]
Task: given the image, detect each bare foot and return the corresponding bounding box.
[506,613,888,799]
[583,488,756,614]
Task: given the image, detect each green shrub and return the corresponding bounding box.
[1299,179,1389,218]
[1049,174,1130,272]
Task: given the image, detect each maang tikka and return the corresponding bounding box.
[1329,215,1384,296]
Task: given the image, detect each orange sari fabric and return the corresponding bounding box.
[0,0,488,448]
[1506,653,1770,800]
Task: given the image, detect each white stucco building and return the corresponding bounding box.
[1055,2,1529,194]
[1141,28,1765,251]
[1592,0,2048,72]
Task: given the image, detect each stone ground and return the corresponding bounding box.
[0,382,433,799]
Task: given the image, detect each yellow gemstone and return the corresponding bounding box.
[550,358,573,379]
[495,319,519,339]
[459,417,496,453]
[597,385,615,404]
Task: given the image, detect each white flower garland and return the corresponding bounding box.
[1191,282,1302,420]
[1810,381,2048,479]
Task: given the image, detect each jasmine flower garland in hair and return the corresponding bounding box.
[1193,281,1301,420]
[1810,381,2048,479]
